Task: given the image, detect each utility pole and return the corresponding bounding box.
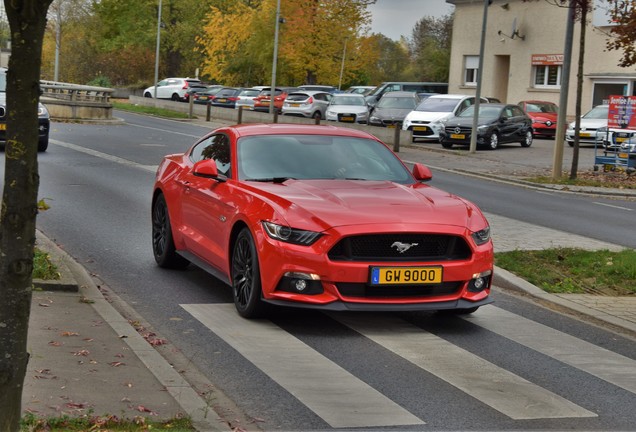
[552,1,575,180]
[153,0,163,100]
[469,0,490,154]
[269,0,282,115]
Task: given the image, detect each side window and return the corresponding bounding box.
[511,106,525,117]
[464,55,479,86]
[190,134,232,177]
[504,107,514,117]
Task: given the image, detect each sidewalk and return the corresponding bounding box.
[22,140,636,429]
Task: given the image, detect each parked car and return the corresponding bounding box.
[518,100,559,138]
[439,103,533,150]
[365,81,449,107]
[186,84,221,101]
[297,84,338,94]
[192,86,224,105]
[209,87,243,108]
[605,128,636,154]
[368,91,420,127]
[151,123,494,318]
[402,94,487,141]
[234,88,262,110]
[345,85,376,96]
[566,105,609,147]
[143,77,204,101]
[253,87,297,113]
[281,90,332,119]
[0,67,50,152]
[325,93,370,123]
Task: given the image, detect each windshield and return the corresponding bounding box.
[237,135,413,183]
[377,96,416,109]
[458,105,502,118]
[583,105,609,119]
[524,102,557,113]
[415,98,460,112]
[330,96,365,106]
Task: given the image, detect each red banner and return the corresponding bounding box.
[608,95,636,130]
[531,54,563,65]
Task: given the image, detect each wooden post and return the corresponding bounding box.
[393,123,401,152]
[237,106,243,124]
[206,103,211,122]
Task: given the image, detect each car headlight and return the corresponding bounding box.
[477,124,489,132]
[471,226,491,245]
[596,126,608,134]
[326,110,334,116]
[262,221,322,246]
[369,115,380,123]
[38,103,49,118]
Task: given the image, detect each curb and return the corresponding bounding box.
[34,230,234,432]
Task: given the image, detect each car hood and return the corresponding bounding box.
[244,179,481,231]
[372,107,412,120]
[405,110,454,122]
[328,105,368,114]
[568,118,607,130]
[444,116,496,128]
[528,112,557,122]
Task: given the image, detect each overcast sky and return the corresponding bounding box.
[367,0,454,41]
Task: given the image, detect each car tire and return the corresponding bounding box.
[38,137,49,152]
[520,130,533,147]
[171,93,181,102]
[152,194,189,269]
[441,141,453,149]
[312,111,321,120]
[144,92,152,98]
[232,227,266,318]
[486,132,499,150]
[567,141,574,147]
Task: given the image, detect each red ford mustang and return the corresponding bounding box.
[152,124,494,318]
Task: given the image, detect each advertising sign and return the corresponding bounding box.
[608,95,636,130]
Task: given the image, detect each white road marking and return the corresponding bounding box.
[50,139,157,173]
[593,201,633,211]
[465,307,636,394]
[332,312,596,420]
[181,304,424,428]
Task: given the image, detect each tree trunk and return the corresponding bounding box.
[570,3,588,180]
[0,1,53,431]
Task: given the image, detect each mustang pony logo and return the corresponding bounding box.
[391,242,419,253]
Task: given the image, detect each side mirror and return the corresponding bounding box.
[192,159,226,182]
[412,163,432,181]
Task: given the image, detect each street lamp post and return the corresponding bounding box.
[469,0,490,154]
[338,37,348,91]
[153,0,163,100]
[269,0,282,115]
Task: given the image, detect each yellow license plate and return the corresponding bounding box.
[340,116,354,122]
[450,133,465,139]
[217,98,227,103]
[370,266,443,285]
[413,126,428,131]
[619,153,629,158]
[0,123,5,130]
[616,137,627,143]
[580,132,591,137]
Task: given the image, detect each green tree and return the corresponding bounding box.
[0,1,54,431]
[407,14,453,82]
[358,33,411,83]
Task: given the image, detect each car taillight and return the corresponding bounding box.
[306,97,313,104]
[229,97,239,101]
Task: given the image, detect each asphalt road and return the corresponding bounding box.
[2,111,636,430]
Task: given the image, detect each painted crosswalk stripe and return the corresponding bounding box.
[181,304,424,428]
[332,313,596,420]
[464,306,636,394]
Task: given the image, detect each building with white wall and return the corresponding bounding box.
[446,0,635,117]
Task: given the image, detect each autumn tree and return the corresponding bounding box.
[358,33,411,83]
[407,14,453,82]
[0,1,54,431]
[605,0,636,67]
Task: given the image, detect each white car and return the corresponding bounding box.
[325,93,370,123]
[234,88,262,110]
[281,90,332,119]
[143,77,204,102]
[566,105,609,147]
[402,95,486,142]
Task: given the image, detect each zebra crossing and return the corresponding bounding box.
[181,303,635,429]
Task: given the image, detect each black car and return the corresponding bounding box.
[192,86,224,104]
[0,67,50,152]
[209,87,243,108]
[439,103,533,150]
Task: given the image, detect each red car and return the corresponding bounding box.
[518,100,559,138]
[252,87,297,113]
[151,124,494,318]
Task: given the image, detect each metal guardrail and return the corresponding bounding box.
[40,81,113,103]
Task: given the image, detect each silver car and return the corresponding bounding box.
[234,88,262,110]
[281,91,332,119]
[566,105,609,147]
[325,93,370,123]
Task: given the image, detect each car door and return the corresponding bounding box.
[508,105,530,141]
[179,134,236,272]
[315,92,331,117]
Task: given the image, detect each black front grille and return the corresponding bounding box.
[445,126,472,135]
[337,281,462,298]
[328,234,471,262]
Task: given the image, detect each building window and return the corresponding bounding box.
[534,65,561,87]
[464,55,479,86]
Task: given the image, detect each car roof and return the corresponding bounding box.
[225,123,379,140]
[381,91,418,97]
[428,94,471,100]
[288,90,329,96]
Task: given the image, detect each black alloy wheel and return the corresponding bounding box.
[152,194,189,269]
[232,228,266,318]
